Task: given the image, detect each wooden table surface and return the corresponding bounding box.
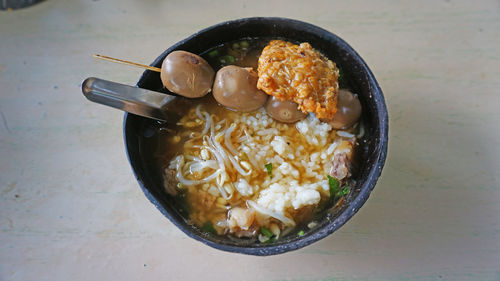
[1,0,499,280]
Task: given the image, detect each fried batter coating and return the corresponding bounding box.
[257,40,340,119]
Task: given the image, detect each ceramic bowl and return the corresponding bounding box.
[123,17,388,256]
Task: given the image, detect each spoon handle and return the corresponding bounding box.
[82,77,179,121]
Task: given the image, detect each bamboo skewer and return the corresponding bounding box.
[93,54,161,72]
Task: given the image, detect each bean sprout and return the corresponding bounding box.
[201,112,211,135]
[224,123,238,155]
[247,200,296,226]
[337,131,355,138]
[188,160,218,173]
[226,152,251,176]
[195,104,204,119]
[175,156,221,186]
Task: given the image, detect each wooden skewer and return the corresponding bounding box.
[93,54,162,72]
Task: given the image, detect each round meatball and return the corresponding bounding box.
[212,66,268,112]
[324,89,362,129]
[161,50,215,98]
[265,96,307,123]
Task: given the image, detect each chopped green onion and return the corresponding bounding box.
[176,182,183,189]
[328,175,340,200]
[334,186,351,199]
[208,50,218,57]
[298,230,305,237]
[338,67,343,81]
[201,222,217,234]
[219,55,235,64]
[265,237,277,243]
[232,42,240,49]
[240,41,249,48]
[260,226,273,238]
[260,235,277,244]
[265,163,272,177]
[341,186,350,196]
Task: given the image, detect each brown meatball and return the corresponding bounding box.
[161,51,215,98]
[324,89,362,129]
[212,66,268,112]
[265,96,307,123]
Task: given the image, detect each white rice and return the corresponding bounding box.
[169,106,355,226]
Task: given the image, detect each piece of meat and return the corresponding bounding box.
[164,168,179,196]
[330,152,351,181]
[227,207,256,237]
[330,140,355,181]
[257,40,340,119]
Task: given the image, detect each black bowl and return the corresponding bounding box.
[123,17,388,256]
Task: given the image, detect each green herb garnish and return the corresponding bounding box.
[334,186,350,200]
[340,186,350,196]
[176,182,183,189]
[265,163,273,178]
[219,55,235,64]
[327,175,340,201]
[240,41,249,48]
[201,222,217,235]
[263,237,277,244]
[260,226,273,238]
[298,230,305,237]
[208,50,218,58]
[260,226,278,243]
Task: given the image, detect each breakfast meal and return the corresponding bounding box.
[160,38,362,243]
[95,37,363,243]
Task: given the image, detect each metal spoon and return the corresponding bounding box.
[81,77,190,122]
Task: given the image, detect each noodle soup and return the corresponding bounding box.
[146,38,362,243]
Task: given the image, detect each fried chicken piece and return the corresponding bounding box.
[257,40,340,119]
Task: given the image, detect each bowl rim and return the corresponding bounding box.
[123,16,388,256]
